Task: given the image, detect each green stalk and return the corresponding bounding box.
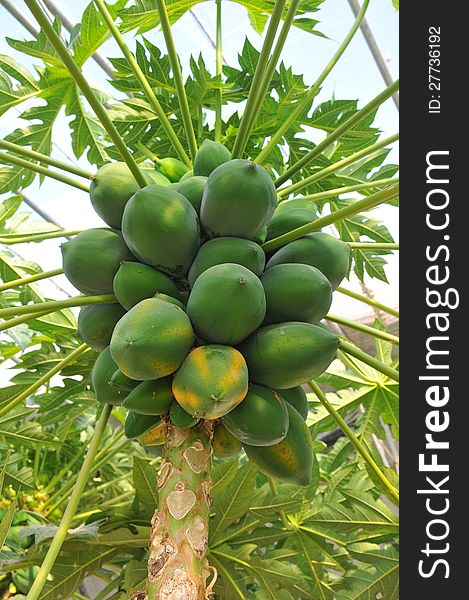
[92,0,190,166]
[0,139,92,179]
[338,339,399,382]
[0,294,116,319]
[23,0,147,187]
[0,230,82,245]
[243,0,301,146]
[0,151,90,192]
[26,404,112,600]
[231,0,287,158]
[336,286,399,318]
[0,309,56,333]
[255,0,371,164]
[292,178,399,203]
[155,0,198,160]
[0,344,90,418]
[146,422,213,598]
[275,80,399,187]
[308,380,399,504]
[214,0,223,142]
[277,133,399,197]
[0,268,63,292]
[326,313,399,345]
[262,184,399,252]
[349,242,399,250]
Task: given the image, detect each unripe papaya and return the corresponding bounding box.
[77,303,126,350]
[169,400,199,428]
[110,298,194,380]
[62,228,134,294]
[113,261,180,310]
[154,292,185,310]
[200,160,277,239]
[273,198,318,215]
[266,232,350,290]
[278,386,308,420]
[172,176,207,214]
[139,420,167,446]
[188,237,265,287]
[91,347,126,405]
[180,169,194,181]
[213,424,242,459]
[123,377,173,415]
[187,263,266,345]
[222,385,289,446]
[89,162,147,229]
[193,140,231,176]
[141,168,171,186]
[244,403,313,486]
[156,157,190,182]
[172,345,248,419]
[261,263,332,325]
[238,321,339,389]
[122,185,200,276]
[110,369,140,392]
[252,226,268,244]
[124,411,162,439]
[266,207,318,241]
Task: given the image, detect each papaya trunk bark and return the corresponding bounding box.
[144,422,215,600]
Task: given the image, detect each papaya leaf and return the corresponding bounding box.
[132,456,159,509]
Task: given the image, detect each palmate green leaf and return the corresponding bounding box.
[133,456,158,509]
[0,500,17,548]
[6,18,63,67]
[210,552,251,600]
[212,458,239,498]
[210,462,257,542]
[72,0,127,66]
[0,56,40,117]
[118,0,323,36]
[0,413,60,449]
[335,543,399,599]
[41,545,117,600]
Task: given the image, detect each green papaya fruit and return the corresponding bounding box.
[169,400,199,428]
[141,167,171,186]
[252,226,268,244]
[110,298,194,380]
[278,386,308,420]
[193,140,231,176]
[261,263,332,325]
[266,207,318,241]
[212,424,242,459]
[222,385,289,446]
[273,198,318,215]
[89,162,147,229]
[124,411,162,439]
[113,261,180,310]
[200,159,277,239]
[188,237,265,287]
[172,176,207,214]
[187,263,266,344]
[153,292,186,310]
[110,369,140,392]
[155,157,190,182]
[122,185,200,276]
[180,169,194,181]
[244,403,313,486]
[172,345,249,419]
[123,377,174,415]
[91,347,126,405]
[62,228,134,294]
[77,303,126,350]
[238,322,339,389]
[266,232,350,290]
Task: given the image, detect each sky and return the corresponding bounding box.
[0,0,399,320]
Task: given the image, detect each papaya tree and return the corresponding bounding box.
[0,0,399,598]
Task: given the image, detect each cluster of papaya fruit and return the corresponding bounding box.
[62,140,350,486]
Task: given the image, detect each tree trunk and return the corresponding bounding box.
[144,421,215,600]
